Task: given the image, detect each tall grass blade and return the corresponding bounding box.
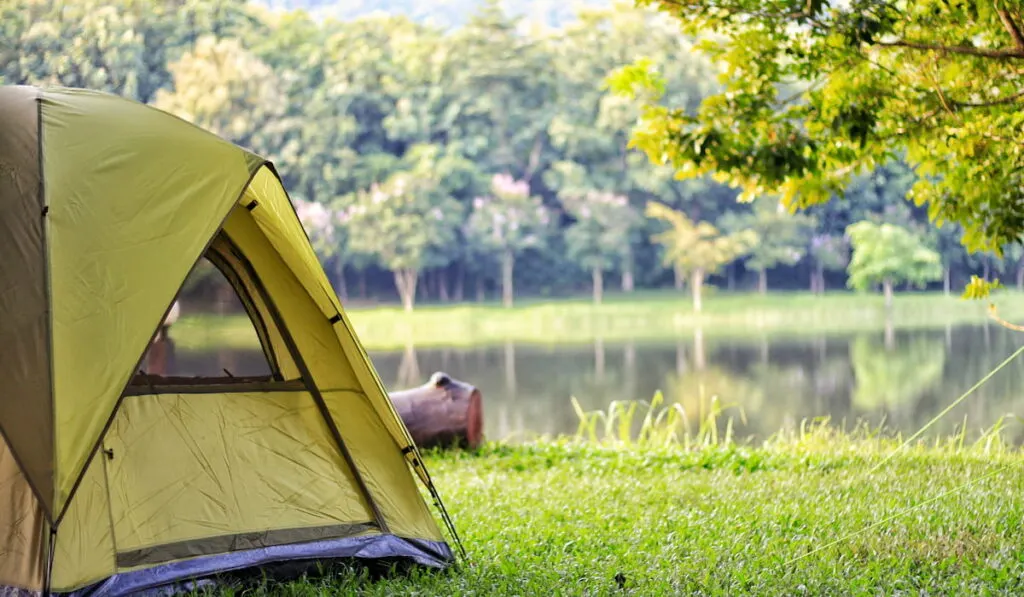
[870,344,1024,473]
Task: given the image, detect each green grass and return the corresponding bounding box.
[171,289,1024,351]
[181,291,1024,595]
[205,394,1024,595]
[209,423,1024,596]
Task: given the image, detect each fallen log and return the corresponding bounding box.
[389,371,484,450]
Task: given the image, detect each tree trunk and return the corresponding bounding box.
[144,336,176,376]
[501,249,515,308]
[438,267,450,303]
[454,263,465,302]
[333,259,348,302]
[758,268,767,295]
[389,372,484,450]
[592,267,604,305]
[727,263,736,291]
[476,276,485,302]
[810,267,817,293]
[358,269,368,299]
[943,267,951,295]
[816,262,825,294]
[882,277,894,312]
[691,268,705,313]
[425,270,435,302]
[674,264,684,290]
[983,259,991,280]
[1017,265,1024,291]
[622,261,634,293]
[394,269,418,313]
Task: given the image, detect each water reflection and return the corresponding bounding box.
[364,324,1024,444]
[165,323,1024,445]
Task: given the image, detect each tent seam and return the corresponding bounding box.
[99,441,119,572]
[38,89,55,523]
[37,85,57,597]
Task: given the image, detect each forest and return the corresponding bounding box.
[256,0,606,28]
[2,0,1015,310]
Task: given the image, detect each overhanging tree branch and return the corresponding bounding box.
[951,88,1024,108]
[875,39,1024,60]
[996,8,1024,51]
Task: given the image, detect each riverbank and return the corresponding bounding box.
[239,429,1024,595]
[170,290,1024,351]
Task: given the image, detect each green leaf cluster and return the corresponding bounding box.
[626,0,1024,257]
[845,221,944,292]
[646,202,757,277]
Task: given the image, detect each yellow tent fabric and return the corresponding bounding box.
[0,85,455,596]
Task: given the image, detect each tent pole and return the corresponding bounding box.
[260,163,466,560]
[224,235,390,534]
[43,525,56,596]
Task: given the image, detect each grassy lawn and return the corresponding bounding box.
[171,290,1024,351]
[220,428,1024,595]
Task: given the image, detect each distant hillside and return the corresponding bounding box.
[252,0,610,28]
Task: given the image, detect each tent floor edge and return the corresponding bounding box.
[51,533,454,597]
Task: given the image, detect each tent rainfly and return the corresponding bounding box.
[0,85,460,596]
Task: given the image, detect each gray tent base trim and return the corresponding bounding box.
[51,534,454,597]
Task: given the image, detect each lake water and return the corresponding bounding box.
[160,322,1024,445]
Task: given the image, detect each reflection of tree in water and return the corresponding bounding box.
[396,341,422,388]
[850,334,946,414]
[569,339,625,403]
[744,355,854,432]
[665,366,764,430]
[359,325,1022,444]
[913,325,1024,440]
[665,332,763,433]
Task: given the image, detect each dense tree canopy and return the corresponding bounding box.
[846,221,944,309]
[619,0,1024,286]
[720,198,816,294]
[2,0,1019,307]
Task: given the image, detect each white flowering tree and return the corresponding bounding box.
[345,170,463,312]
[464,174,552,308]
[294,196,351,299]
[562,190,642,305]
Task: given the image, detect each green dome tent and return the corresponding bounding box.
[0,85,459,596]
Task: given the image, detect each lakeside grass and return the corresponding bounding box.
[171,290,1024,351]
[215,424,1024,595]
